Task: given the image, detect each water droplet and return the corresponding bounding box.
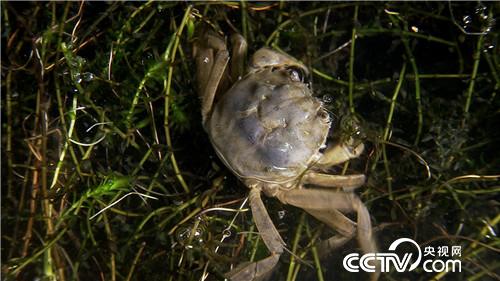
[463,15,472,25]
[175,226,205,247]
[277,210,286,219]
[82,72,95,82]
[289,69,301,82]
[73,73,82,84]
[457,4,494,35]
[222,229,231,237]
[71,88,79,94]
[322,94,333,104]
[474,4,486,15]
[483,42,495,52]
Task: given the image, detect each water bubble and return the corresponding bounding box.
[483,38,496,52]
[277,210,286,219]
[322,94,333,104]
[474,4,486,15]
[462,15,472,25]
[141,53,153,65]
[175,226,205,247]
[73,73,82,84]
[82,72,95,82]
[455,3,494,34]
[222,229,231,238]
[288,69,301,82]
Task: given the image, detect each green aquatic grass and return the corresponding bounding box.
[2,2,499,281]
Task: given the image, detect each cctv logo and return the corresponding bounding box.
[343,238,421,273]
[343,238,461,273]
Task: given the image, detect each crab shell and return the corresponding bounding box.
[206,54,331,184]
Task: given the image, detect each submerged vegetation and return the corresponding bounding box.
[2,2,499,280]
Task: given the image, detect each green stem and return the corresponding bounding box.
[464,34,485,114]
[383,63,407,141]
[393,17,423,146]
[286,213,305,281]
[348,4,358,114]
[50,42,80,191]
[304,223,324,281]
[6,71,13,198]
[163,6,193,193]
[382,63,406,200]
[358,28,455,46]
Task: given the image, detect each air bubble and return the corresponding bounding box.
[277,210,286,219]
[455,3,494,35]
[175,226,205,247]
[462,15,472,25]
[73,73,83,84]
[222,229,231,237]
[82,72,95,82]
[322,94,333,104]
[483,38,496,53]
[289,69,301,82]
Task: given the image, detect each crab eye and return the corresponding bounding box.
[286,66,307,83]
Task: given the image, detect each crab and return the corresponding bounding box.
[194,30,378,281]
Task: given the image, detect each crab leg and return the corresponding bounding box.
[277,189,376,253]
[305,208,358,258]
[306,208,356,237]
[194,32,230,123]
[226,188,285,281]
[276,188,379,279]
[317,139,365,167]
[230,33,247,82]
[303,172,365,190]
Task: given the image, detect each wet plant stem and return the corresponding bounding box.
[241,1,249,41]
[125,242,146,281]
[383,63,407,140]
[400,20,423,146]
[358,28,455,46]
[382,63,407,200]
[100,213,116,281]
[305,223,324,281]
[266,4,358,46]
[163,6,193,193]
[348,4,358,114]
[6,71,13,198]
[464,34,485,115]
[51,94,78,189]
[51,50,79,189]
[286,213,305,281]
[13,228,68,276]
[54,73,83,178]
[484,52,499,101]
